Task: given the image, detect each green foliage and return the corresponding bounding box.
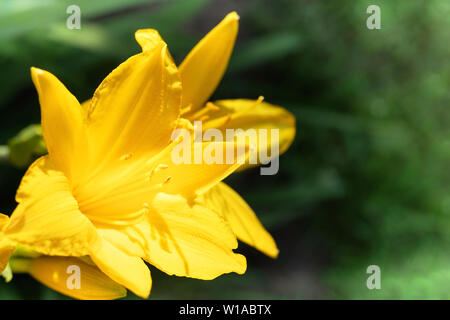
[1,0,449,299]
[7,124,46,168]
[233,0,450,299]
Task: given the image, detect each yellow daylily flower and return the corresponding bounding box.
[85,12,295,259]
[2,24,250,300]
[2,11,295,299]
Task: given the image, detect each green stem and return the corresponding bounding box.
[0,145,9,164]
[9,258,32,274]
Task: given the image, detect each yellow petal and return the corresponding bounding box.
[1,214,15,274]
[80,99,91,110]
[96,228,145,258]
[30,67,87,182]
[200,182,278,258]
[82,39,182,179]
[135,29,164,53]
[0,213,9,230]
[0,242,14,275]
[179,12,239,112]
[27,256,127,300]
[90,239,151,298]
[4,156,99,256]
[203,99,296,171]
[113,193,246,280]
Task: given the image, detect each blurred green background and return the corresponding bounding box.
[1,0,450,299]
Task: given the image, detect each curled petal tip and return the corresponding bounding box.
[30,67,44,79]
[135,29,164,52]
[30,67,55,89]
[30,67,46,90]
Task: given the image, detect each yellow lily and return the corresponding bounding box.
[87,12,295,258]
[1,12,295,299]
